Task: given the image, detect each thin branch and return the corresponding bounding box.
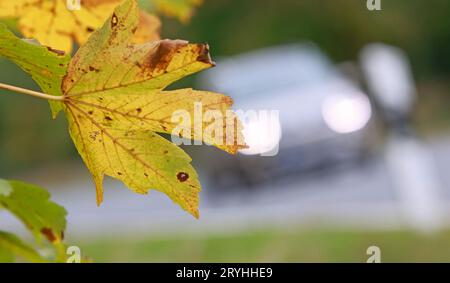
[0,82,64,101]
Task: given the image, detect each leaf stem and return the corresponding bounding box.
[0,82,64,101]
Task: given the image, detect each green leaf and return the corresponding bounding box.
[0,23,70,117]
[0,179,67,245]
[0,230,46,263]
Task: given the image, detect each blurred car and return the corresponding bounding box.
[193,43,374,193]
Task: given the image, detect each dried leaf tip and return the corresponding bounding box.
[196,44,215,66]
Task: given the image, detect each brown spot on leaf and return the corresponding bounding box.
[117,172,122,176]
[89,131,99,141]
[196,44,215,65]
[46,46,65,56]
[86,26,95,32]
[142,40,188,73]
[89,66,100,72]
[144,173,149,177]
[136,108,142,113]
[105,116,113,121]
[177,172,189,182]
[41,228,57,242]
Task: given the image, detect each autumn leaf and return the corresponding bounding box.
[62,0,245,217]
[0,179,68,262]
[0,231,47,263]
[0,0,246,218]
[0,179,67,262]
[152,0,203,23]
[0,23,70,116]
[0,0,161,53]
[0,179,67,245]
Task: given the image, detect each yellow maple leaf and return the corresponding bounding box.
[0,0,161,53]
[58,0,245,218]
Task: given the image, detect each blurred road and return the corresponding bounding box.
[3,135,450,240]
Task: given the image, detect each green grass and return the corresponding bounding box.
[76,228,450,262]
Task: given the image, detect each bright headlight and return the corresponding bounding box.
[322,92,372,134]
